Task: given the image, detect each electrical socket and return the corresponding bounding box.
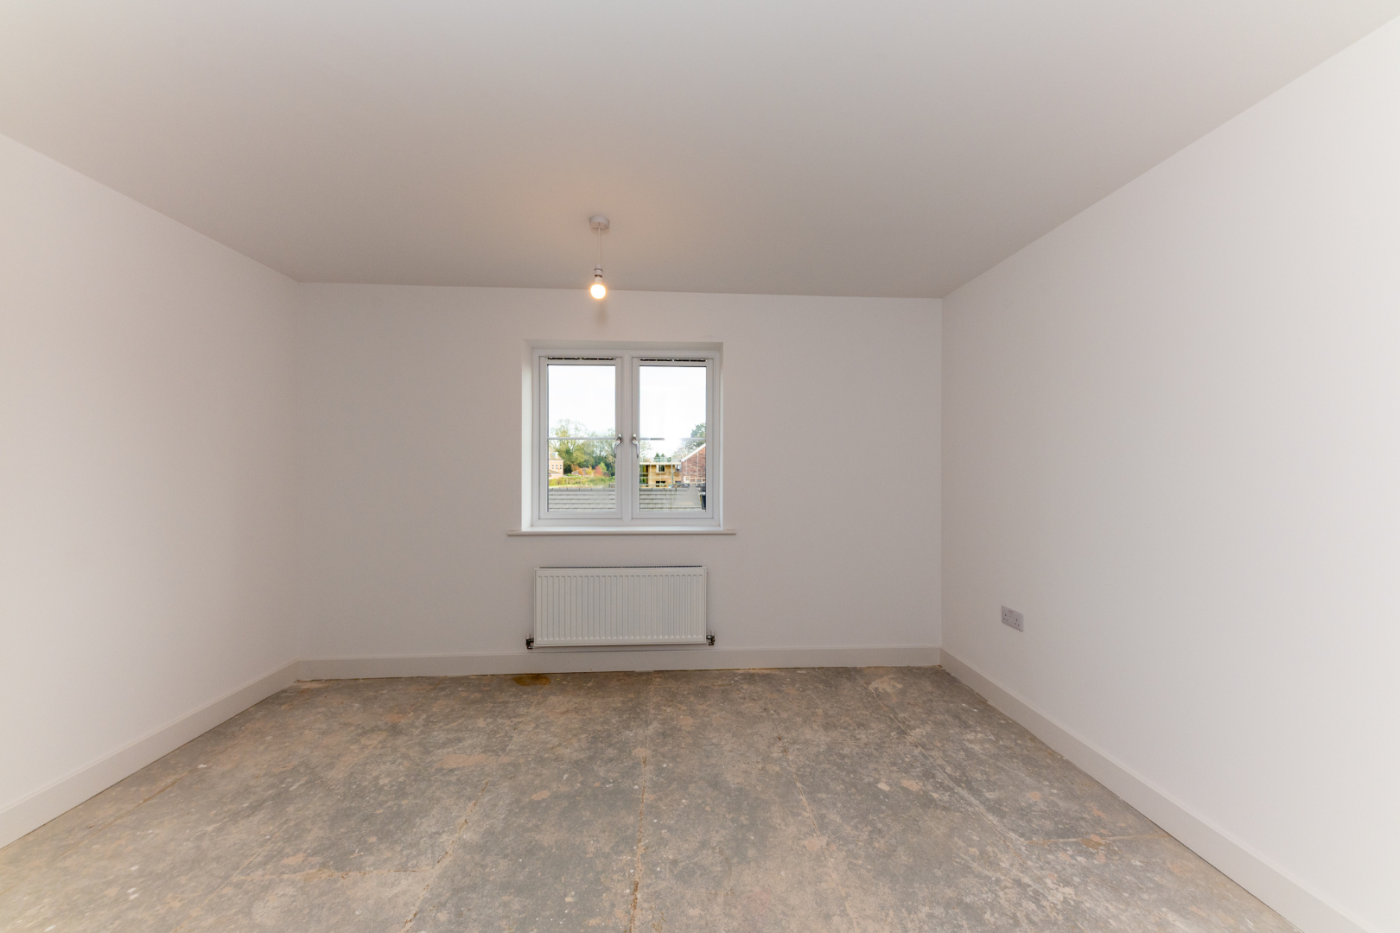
[1000,606,1024,632]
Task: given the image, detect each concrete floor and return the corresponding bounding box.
[0,667,1295,932]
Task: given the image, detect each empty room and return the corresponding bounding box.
[1,2,1397,931]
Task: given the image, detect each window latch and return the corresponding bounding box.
[613,434,622,452]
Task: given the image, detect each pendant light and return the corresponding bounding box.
[589,215,609,299]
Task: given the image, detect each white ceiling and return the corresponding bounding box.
[2,2,1397,297]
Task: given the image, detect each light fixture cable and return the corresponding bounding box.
[589,215,609,299]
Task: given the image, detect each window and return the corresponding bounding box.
[530,348,720,529]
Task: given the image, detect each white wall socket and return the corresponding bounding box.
[1001,606,1024,632]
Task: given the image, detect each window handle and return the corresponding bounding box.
[632,434,640,455]
[613,434,622,452]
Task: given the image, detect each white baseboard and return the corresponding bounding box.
[939,650,1374,933]
[298,645,941,680]
[0,661,299,851]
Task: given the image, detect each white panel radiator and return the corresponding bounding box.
[531,567,710,648]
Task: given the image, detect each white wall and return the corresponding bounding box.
[296,286,940,666]
[943,19,1400,933]
[0,135,299,842]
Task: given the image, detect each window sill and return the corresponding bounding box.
[508,527,736,537]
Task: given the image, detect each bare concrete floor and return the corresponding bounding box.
[1,667,1295,932]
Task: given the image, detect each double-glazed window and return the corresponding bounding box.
[532,349,719,528]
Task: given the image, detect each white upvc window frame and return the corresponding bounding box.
[530,347,721,531]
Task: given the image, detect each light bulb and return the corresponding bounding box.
[590,267,606,299]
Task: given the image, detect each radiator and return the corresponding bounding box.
[531,567,710,648]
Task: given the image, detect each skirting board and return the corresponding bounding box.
[940,650,1374,933]
[298,645,941,680]
[0,661,300,851]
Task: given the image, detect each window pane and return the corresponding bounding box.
[637,365,706,513]
[547,363,616,513]
[548,438,616,511]
[548,364,615,438]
